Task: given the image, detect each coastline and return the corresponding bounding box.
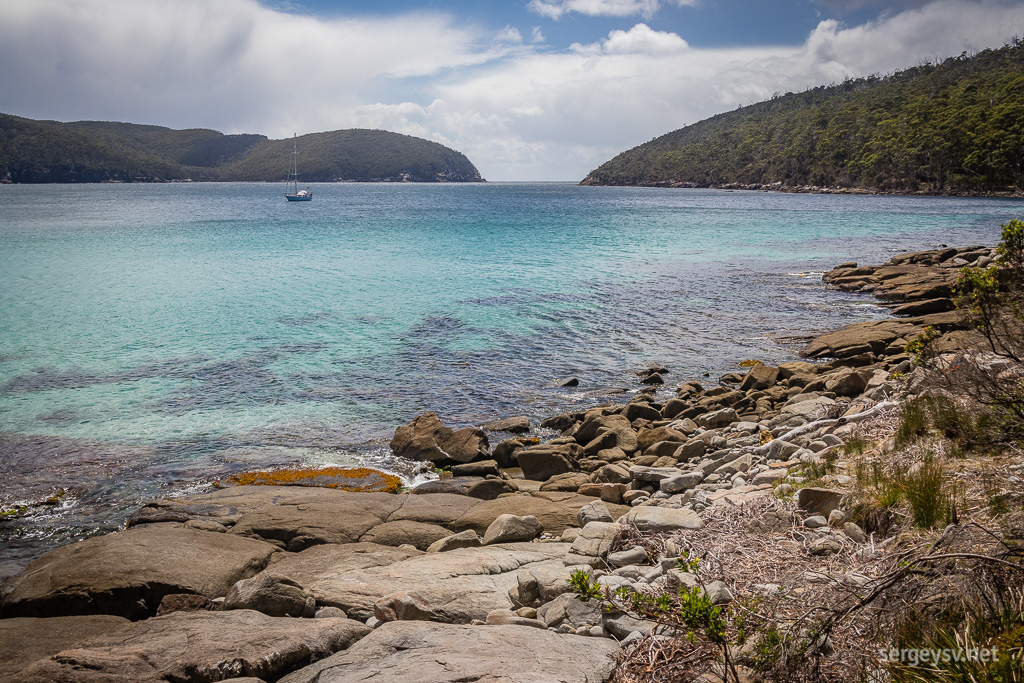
[1,241,1009,681]
[578,179,1024,198]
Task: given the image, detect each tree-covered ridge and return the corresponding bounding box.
[582,40,1024,194]
[0,115,483,183]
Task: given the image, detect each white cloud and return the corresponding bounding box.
[526,0,697,20]
[531,26,546,43]
[496,25,524,43]
[1,0,1024,181]
[572,23,689,54]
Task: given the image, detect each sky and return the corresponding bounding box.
[2,1,1024,181]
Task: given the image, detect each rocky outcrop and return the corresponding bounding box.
[15,610,370,683]
[0,527,278,620]
[276,621,619,683]
[0,615,131,679]
[391,412,489,463]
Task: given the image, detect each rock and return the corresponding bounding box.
[223,573,317,618]
[374,590,435,622]
[600,483,628,504]
[621,507,703,532]
[492,439,526,468]
[485,608,547,628]
[264,542,564,623]
[704,581,733,605]
[697,408,739,429]
[426,529,482,553]
[629,465,679,483]
[674,438,705,461]
[842,522,868,544]
[466,478,519,500]
[607,546,648,568]
[660,471,703,493]
[516,445,576,481]
[803,515,828,529]
[827,369,869,397]
[602,612,660,640]
[276,621,619,683]
[0,615,131,680]
[637,426,686,452]
[623,490,650,505]
[574,413,639,454]
[316,606,347,619]
[391,412,489,464]
[17,610,370,683]
[623,402,662,423]
[156,593,215,615]
[0,526,278,620]
[411,477,481,496]
[483,514,543,545]
[796,488,845,517]
[539,472,591,492]
[480,416,531,433]
[567,522,620,563]
[450,491,627,536]
[740,363,779,391]
[451,459,500,477]
[359,520,453,550]
[750,469,788,486]
[537,592,604,629]
[577,499,613,526]
[640,372,664,385]
[516,564,581,604]
[780,396,835,419]
[556,377,580,387]
[808,536,844,556]
[594,462,632,484]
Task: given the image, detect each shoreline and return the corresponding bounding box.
[578,180,1024,198]
[0,242,999,681]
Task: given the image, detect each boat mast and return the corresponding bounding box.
[291,133,298,193]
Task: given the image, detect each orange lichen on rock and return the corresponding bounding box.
[216,467,403,493]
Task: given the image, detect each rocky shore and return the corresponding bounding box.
[0,244,1006,682]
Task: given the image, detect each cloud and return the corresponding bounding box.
[496,25,524,43]
[526,0,697,20]
[572,23,689,54]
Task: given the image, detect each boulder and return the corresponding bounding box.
[16,610,370,683]
[621,507,703,532]
[359,520,453,550]
[374,590,434,622]
[263,543,569,623]
[674,438,705,461]
[411,477,481,496]
[156,593,215,615]
[484,608,546,628]
[450,491,627,536]
[391,412,489,464]
[479,416,531,433]
[739,363,779,391]
[567,521,619,564]
[607,546,648,568]
[637,426,686,452]
[223,573,316,618]
[537,592,604,629]
[516,564,581,604]
[466,478,519,499]
[0,527,278,620]
[539,472,591,492]
[0,615,131,680]
[451,459,500,477]
[276,621,618,683]
[516,445,576,481]
[797,488,845,517]
[660,471,703,493]
[697,408,739,429]
[622,402,662,423]
[492,439,526,468]
[576,499,613,526]
[483,514,543,545]
[426,530,482,553]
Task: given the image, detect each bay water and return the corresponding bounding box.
[1,182,1021,564]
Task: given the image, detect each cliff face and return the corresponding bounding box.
[582,40,1024,195]
[0,115,483,183]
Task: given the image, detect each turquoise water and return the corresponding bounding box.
[1,182,1021,562]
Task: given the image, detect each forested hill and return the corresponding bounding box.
[0,116,483,183]
[581,40,1024,194]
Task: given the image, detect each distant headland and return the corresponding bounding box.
[581,40,1024,197]
[0,115,484,184]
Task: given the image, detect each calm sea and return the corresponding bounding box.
[1,182,1021,564]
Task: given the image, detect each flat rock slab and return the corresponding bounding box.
[1,526,278,620]
[278,621,618,683]
[15,609,370,683]
[450,492,628,535]
[0,615,130,679]
[267,542,569,623]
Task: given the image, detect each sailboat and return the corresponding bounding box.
[285,133,313,201]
